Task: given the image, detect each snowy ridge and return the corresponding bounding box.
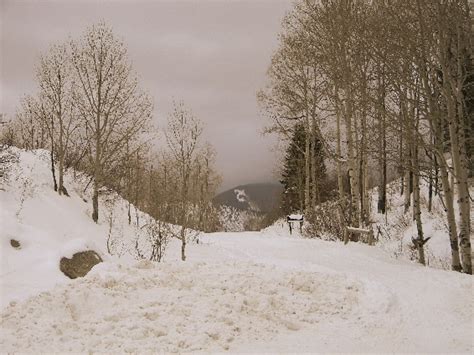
[1,148,108,307]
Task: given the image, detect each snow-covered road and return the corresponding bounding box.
[197,232,473,353]
[1,231,473,353]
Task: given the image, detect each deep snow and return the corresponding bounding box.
[1,148,473,353]
[2,232,473,353]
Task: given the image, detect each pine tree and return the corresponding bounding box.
[280,123,306,214]
[280,123,327,215]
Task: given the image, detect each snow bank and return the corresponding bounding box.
[2,230,472,353]
[1,260,361,353]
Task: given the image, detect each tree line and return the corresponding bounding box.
[259,0,473,274]
[0,22,221,261]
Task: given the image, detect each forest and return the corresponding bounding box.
[259,0,473,274]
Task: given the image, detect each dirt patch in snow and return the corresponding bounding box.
[1,261,362,353]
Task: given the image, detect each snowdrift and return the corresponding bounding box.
[1,260,361,352]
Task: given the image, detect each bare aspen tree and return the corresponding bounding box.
[436,1,472,274]
[15,95,48,151]
[71,22,152,223]
[165,101,203,261]
[411,0,463,271]
[37,43,78,195]
[191,144,221,232]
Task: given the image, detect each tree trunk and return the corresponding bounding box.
[304,113,311,213]
[92,132,101,223]
[50,148,58,192]
[359,126,369,225]
[58,102,65,195]
[413,148,425,265]
[439,158,462,271]
[49,110,57,192]
[403,98,412,214]
[335,87,347,243]
[403,163,411,213]
[311,115,318,208]
[180,226,186,261]
[377,103,387,214]
[92,179,99,223]
[447,89,472,274]
[58,151,65,195]
[344,86,360,235]
[399,124,404,197]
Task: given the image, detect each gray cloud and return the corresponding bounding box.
[1,0,292,191]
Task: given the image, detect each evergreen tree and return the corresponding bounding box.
[280,123,327,214]
[309,131,327,206]
[280,123,305,214]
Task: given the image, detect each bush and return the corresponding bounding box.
[303,198,350,241]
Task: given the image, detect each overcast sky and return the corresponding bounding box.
[1,0,293,191]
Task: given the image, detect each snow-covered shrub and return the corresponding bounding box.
[217,205,269,232]
[135,217,170,262]
[217,205,246,232]
[0,146,19,188]
[303,198,350,241]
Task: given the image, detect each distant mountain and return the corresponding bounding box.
[214,183,283,213]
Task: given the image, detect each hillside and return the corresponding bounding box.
[214,183,282,213]
[0,147,186,307]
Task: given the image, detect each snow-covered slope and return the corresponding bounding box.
[0,147,165,307]
[293,171,473,271]
[371,178,474,270]
[1,148,104,307]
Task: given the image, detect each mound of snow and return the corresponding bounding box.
[1,260,361,353]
